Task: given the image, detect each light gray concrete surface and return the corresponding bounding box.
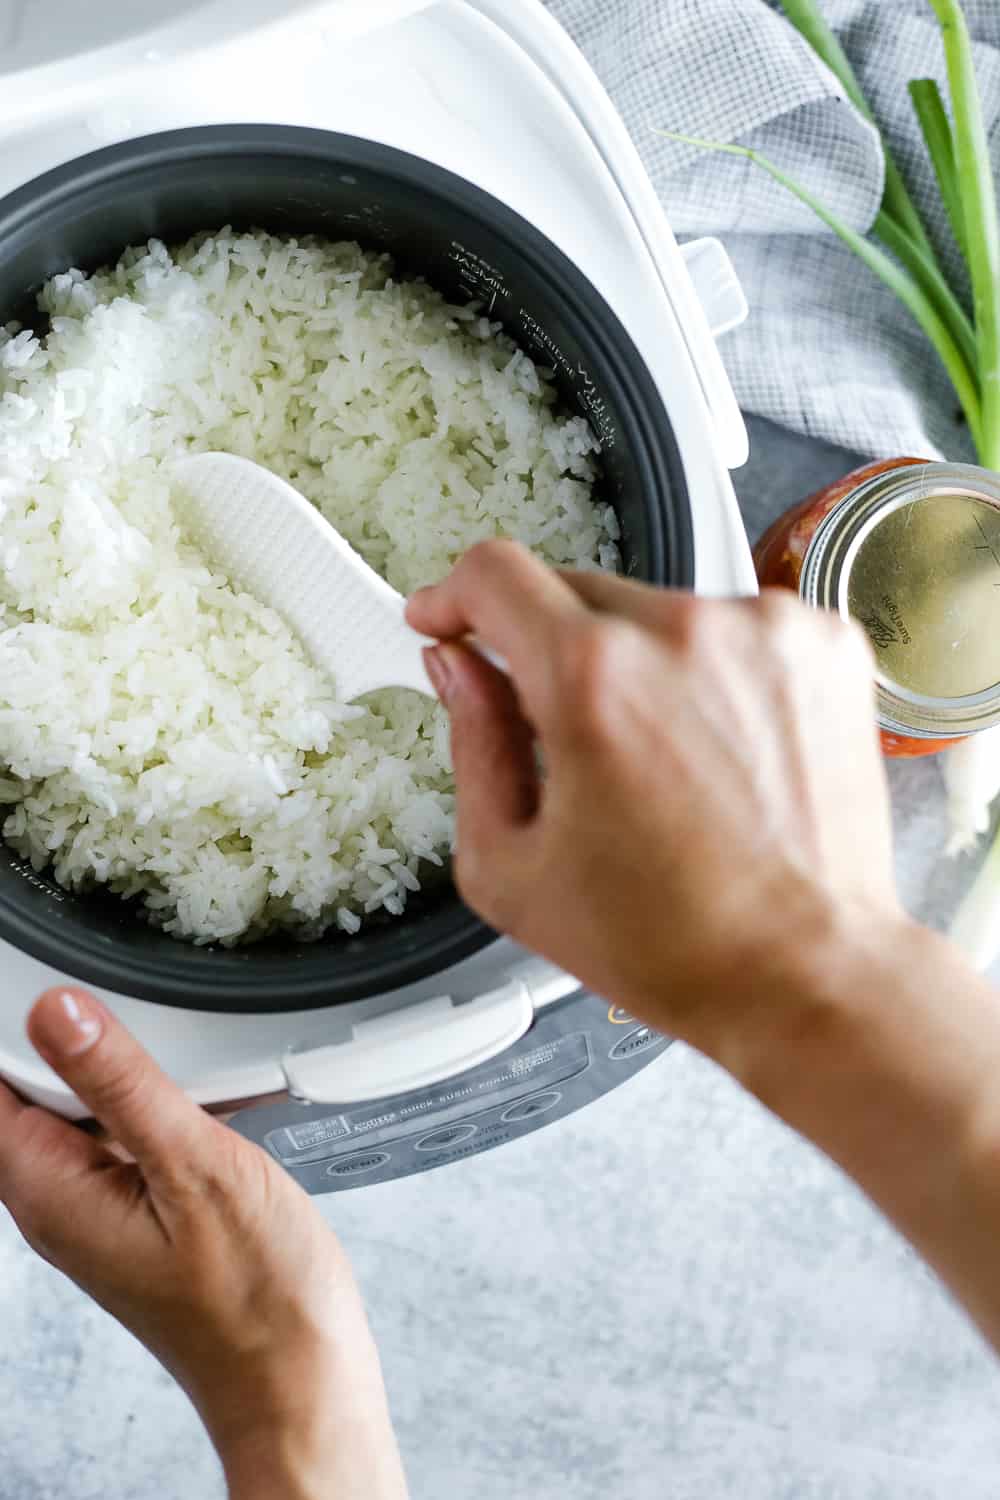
[2,416,999,1499]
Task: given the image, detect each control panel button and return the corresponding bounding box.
[609,1026,661,1062]
[414,1122,479,1152]
[325,1151,391,1179]
[501,1091,563,1123]
[608,1005,634,1025]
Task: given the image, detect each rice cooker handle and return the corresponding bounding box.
[679,238,748,340]
[281,981,534,1105]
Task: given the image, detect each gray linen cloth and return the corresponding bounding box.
[544,0,1000,466]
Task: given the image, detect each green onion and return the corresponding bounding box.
[926,0,1000,468]
[873,210,978,383]
[908,78,967,261]
[780,0,936,260]
[653,130,983,450]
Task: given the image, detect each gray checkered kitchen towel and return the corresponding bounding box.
[545,0,1000,466]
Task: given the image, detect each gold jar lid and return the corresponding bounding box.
[799,462,1000,739]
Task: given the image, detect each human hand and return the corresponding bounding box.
[407,542,901,1068]
[0,989,408,1500]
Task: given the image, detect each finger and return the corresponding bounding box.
[0,1075,112,1217]
[426,643,539,854]
[559,577,767,679]
[27,988,209,1186]
[406,540,585,701]
[555,568,674,618]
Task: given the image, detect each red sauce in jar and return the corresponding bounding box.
[753,456,958,758]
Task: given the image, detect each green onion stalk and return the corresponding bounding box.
[658,0,1000,967]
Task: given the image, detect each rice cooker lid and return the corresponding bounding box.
[0,0,427,80]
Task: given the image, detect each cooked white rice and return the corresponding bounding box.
[0,230,618,944]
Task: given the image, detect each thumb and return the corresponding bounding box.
[27,987,210,1186]
[425,641,538,883]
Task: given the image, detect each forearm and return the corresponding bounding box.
[693,914,1000,1349]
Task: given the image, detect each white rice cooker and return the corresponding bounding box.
[0,0,755,1192]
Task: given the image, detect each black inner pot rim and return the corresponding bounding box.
[0,127,693,1011]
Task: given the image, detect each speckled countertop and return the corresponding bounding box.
[2,416,999,1500]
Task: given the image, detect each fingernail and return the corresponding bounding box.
[424,645,457,705]
[31,989,104,1060]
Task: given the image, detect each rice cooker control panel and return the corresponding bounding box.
[229,993,671,1193]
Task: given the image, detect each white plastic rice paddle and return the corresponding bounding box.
[173,452,439,701]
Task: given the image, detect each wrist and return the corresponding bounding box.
[724,907,990,1112]
[639,888,910,1092]
[709,905,1000,1246]
[704,896,918,1098]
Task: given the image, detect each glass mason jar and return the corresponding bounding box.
[754,458,1000,758]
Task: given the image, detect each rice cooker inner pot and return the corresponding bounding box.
[0,126,694,1013]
